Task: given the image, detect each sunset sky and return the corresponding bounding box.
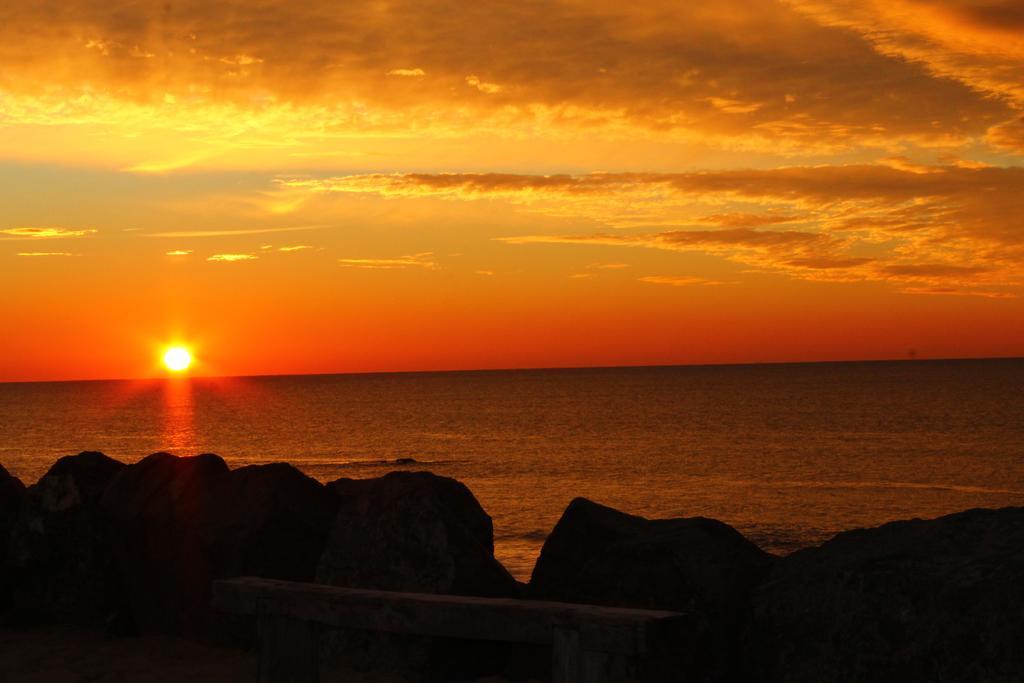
[2,0,1023,381]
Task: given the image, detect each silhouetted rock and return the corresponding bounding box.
[320,471,517,596]
[101,452,230,637]
[101,454,337,644]
[529,497,774,681]
[0,463,24,540]
[317,471,519,680]
[210,463,339,584]
[745,506,1024,683]
[7,452,125,625]
[0,463,26,612]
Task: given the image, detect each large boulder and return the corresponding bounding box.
[6,452,125,625]
[316,471,519,680]
[744,506,1024,683]
[0,463,26,612]
[101,453,338,643]
[319,471,518,596]
[101,452,230,637]
[209,462,339,584]
[528,497,774,681]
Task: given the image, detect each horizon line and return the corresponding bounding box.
[2,354,1022,385]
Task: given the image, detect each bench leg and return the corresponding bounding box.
[582,651,633,683]
[553,626,581,683]
[552,627,635,683]
[258,615,319,683]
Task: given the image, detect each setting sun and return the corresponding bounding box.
[162,347,192,373]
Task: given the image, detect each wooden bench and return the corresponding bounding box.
[212,577,692,683]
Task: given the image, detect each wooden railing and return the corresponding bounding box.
[212,577,692,683]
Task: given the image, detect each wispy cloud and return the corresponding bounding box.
[387,68,425,77]
[165,249,192,256]
[1,227,96,239]
[278,245,313,252]
[338,252,437,269]
[639,275,734,287]
[123,152,211,174]
[900,286,1016,300]
[298,166,1021,295]
[146,225,326,238]
[208,253,258,262]
[16,252,73,257]
[466,74,502,94]
[705,97,763,114]
[499,228,828,251]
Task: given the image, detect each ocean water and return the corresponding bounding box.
[2,359,1023,579]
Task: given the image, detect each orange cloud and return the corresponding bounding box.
[639,275,734,286]
[288,164,1024,246]
[207,253,258,262]
[387,68,425,77]
[988,116,1024,154]
[0,0,1015,159]
[342,163,1015,295]
[337,253,437,269]
[785,0,1024,151]
[1,227,96,239]
[146,225,326,238]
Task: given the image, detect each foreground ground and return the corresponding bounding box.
[0,626,256,682]
[0,626,523,683]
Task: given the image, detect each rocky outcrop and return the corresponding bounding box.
[101,453,337,643]
[0,463,26,612]
[316,471,519,680]
[529,497,775,681]
[744,506,1024,683]
[7,452,125,625]
[7,451,1024,683]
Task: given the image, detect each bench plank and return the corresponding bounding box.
[553,626,581,683]
[213,577,691,657]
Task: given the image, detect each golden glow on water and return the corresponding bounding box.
[161,378,196,455]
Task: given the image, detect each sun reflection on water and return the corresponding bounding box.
[161,377,196,454]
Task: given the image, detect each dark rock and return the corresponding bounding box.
[210,462,339,585]
[529,497,774,681]
[0,463,25,538]
[0,463,27,612]
[316,471,519,681]
[101,454,337,644]
[7,452,125,625]
[319,471,517,597]
[744,506,1024,683]
[101,452,229,637]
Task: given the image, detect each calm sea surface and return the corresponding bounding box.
[2,359,1023,579]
